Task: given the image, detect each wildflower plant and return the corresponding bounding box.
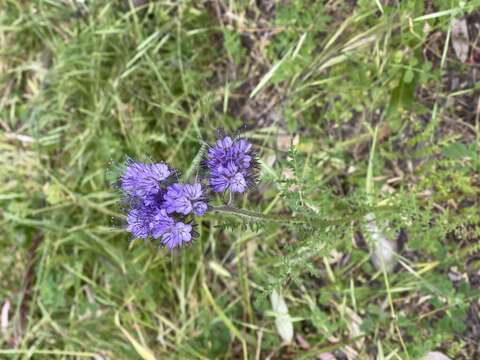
[115,132,408,258]
[116,134,261,250]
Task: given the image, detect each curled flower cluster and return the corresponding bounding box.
[119,135,257,250]
[206,136,258,193]
[121,162,205,249]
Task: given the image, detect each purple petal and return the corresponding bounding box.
[193,201,208,216]
[210,174,229,192]
[121,162,170,198]
[162,222,192,249]
[229,173,247,193]
[150,209,174,239]
[127,207,154,239]
[183,183,202,200]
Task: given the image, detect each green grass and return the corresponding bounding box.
[1,1,480,359]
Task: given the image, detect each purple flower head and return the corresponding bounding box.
[119,159,200,250]
[229,172,247,193]
[232,139,252,168]
[206,136,257,193]
[163,182,208,216]
[150,208,175,239]
[127,207,195,250]
[121,161,171,199]
[210,162,247,193]
[143,189,166,207]
[161,222,193,250]
[193,201,208,216]
[126,206,156,239]
[150,209,193,249]
[163,183,190,214]
[206,136,234,171]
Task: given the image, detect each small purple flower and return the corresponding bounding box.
[163,182,208,216]
[183,183,209,216]
[206,136,256,193]
[126,206,156,239]
[163,184,191,214]
[193,201,208,216]
[229,172,247,193]
[207,136,234,171]
[232,139,252,169]
[161,222,193,249]
[183,183,202,199]
[150,209,175,239]
[120,160,200,250]
[209,162,241,192]
[210,168,247,193]
[143,190,166,207]
[121,161,171,198]
[127,208,194,249]
[151,209,194,249]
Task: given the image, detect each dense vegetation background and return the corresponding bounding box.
[1,1,479,359]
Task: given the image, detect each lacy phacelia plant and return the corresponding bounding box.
[118,135,258,250]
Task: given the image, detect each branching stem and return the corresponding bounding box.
[210,204,400,227]
[210,205,305,223]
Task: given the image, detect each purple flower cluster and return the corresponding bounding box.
[120,161,206,250]
[119,135,257,250]
[206,136,257,193]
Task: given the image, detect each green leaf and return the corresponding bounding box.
[270,289,294,343]
[442,143,473,159]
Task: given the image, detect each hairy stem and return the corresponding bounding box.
[210,205,305,223]
[210,204,400,226]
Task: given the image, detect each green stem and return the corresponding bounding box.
[210,205,303,223]
[210,204,400,226]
